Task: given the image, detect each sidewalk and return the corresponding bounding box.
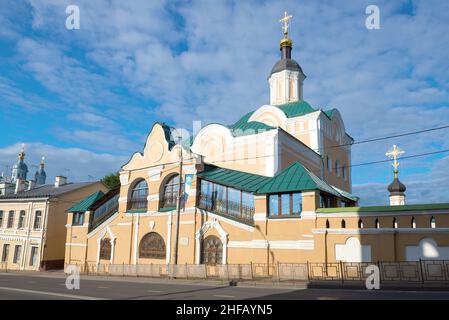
[0,270,308,289]
[2,270,449,291]
[307,280,449,292]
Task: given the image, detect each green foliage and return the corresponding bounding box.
[102,172,120,189]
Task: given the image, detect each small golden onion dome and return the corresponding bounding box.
[280,36,293,49]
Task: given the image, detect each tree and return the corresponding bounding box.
[102,172,120,189]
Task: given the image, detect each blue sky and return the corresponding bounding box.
[0,0,448,205]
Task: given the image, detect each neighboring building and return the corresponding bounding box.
[0,145,48,196]
[64,13,449,267]
[0,149,109,270]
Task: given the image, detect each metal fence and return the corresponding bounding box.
[62,260,449,284]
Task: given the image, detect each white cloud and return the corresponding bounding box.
[1,0,449,204]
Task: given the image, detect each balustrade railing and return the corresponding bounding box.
[197,193,254,225]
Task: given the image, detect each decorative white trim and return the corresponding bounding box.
[166,212,172,264]
[300,211,316,220]
[316,209,449,218]
[118,197,128,203]
[270,240,314,250]
[66,243,87,247]
[253,213,267,222]
[180,221,195,225]
[87,212,119,238]
[199,209,255,232]
[119,173,129,186]
[228,240,268,249]
[227,240,314,250]
[195,219,228,265]
[313,228,449,235]
[96,226,116,264]
[0,235,41,242]
[147,194,159,201]
[148,165,163,181]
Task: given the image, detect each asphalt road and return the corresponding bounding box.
[0,272,449,300]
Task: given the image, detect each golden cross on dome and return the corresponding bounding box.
[386,144,405,177]
[280,11,293,36]
[18,143,25,161]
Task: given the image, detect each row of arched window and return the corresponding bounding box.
[326,216,437,229]
[127,174,183,211]
[98,232,223,264]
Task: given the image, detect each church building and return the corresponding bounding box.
[64,13,449,268]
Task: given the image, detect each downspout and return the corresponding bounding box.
[38,199,50,270]
[133,213,140,264]
[22,201,34,270]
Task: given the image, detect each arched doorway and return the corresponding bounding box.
[201,235,223,265]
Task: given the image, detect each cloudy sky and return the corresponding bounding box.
[0,0,448,205]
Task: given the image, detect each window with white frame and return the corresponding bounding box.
[18,211,26,229]
[29,246,38,266]
[13,245,21,264]
[33,211,42,230]
[7,211,14,228]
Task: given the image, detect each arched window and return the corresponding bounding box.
[358,219,363,229]
[393,217,398,229]
[139,232,166,259]
[341,219,346,229]
[375,219,380,229]
[326,219,330,229]
[162,174,184,209]
[99,238,111,260]
[128,179,148,210]
[430,216,436,229]
[411,217,416,229]
[201,235,223,265]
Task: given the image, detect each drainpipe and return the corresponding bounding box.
[38,199,50,270]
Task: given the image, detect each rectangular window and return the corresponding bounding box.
[320,195,332,208]
[18,211,26,229]
[292,193,303,215]
[7,211,14,228]
[281,194,290,215]
[13,245,21,264]
[269,192,303,217]
[197,179,255,224]
[72,212,85,226]
[29,246,39,267]
[335,160,340,177]
[33,211,42,230]
[0,210,3,228]
[269,195,279,216]
[1,244,9,262]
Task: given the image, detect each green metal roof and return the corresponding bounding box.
[277,100,316,118]
[67,191,105,213]
[197,167,271,193]
[317,203,449,214]
[198,162,357,201]
[331,185,359,202]
[324,109,336,119]
[229,121,275,137]
[183,100,341,148]
[256,162,341,197]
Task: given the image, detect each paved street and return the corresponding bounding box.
[0,272,449,300]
